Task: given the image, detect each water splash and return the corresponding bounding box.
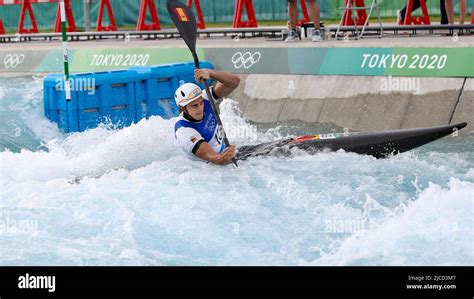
[0,77,473,266]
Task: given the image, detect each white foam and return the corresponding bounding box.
[1,77,473,266]
[308,179,474,266]
[0,97,288,183]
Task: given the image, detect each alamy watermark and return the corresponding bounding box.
[225,125,259,140]
[325,217,373,235]
[0,212,38,236]
[380,75,421,94]
[55,77,96,95]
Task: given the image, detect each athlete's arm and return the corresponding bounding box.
[194,142,236,166]
[194,69,240,99]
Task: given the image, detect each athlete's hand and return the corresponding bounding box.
[195,69,211,82]
[216,144,235,165]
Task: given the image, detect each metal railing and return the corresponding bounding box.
[2,0,471,32]
[1,24,473,43]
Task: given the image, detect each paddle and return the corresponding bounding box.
[166,0,237,167]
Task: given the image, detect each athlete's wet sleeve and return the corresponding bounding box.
[175,127,204,155]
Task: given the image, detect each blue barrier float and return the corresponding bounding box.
[130,61,213,120]
[43,70,139,133]
[43,62,214,133]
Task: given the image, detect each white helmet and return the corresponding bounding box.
[174,83,203,107]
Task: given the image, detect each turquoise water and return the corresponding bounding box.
[0,76,473,266]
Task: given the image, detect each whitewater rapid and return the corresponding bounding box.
[0,76,473,266]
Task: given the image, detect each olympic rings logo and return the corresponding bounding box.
[3,54,25,69]
[231,52,261,69]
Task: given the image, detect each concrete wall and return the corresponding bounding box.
[451,78,474,134]
[230,75,473,135]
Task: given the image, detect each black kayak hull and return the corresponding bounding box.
[236,122,468,160]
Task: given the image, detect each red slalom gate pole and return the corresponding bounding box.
[233,0,257,28]
[18,0,39,33]
[54,0,76,32]
[402,0,431,25]
[297,0,310,26]
[187,0,205,29]
[0,18,5,34]
[96,0,117,31]
[137,0,161,31]
[342,0,367,26]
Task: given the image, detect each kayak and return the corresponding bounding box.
[68,122,467,184]
[236,122,468,160]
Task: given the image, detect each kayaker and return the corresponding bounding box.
[174,68,240,165]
